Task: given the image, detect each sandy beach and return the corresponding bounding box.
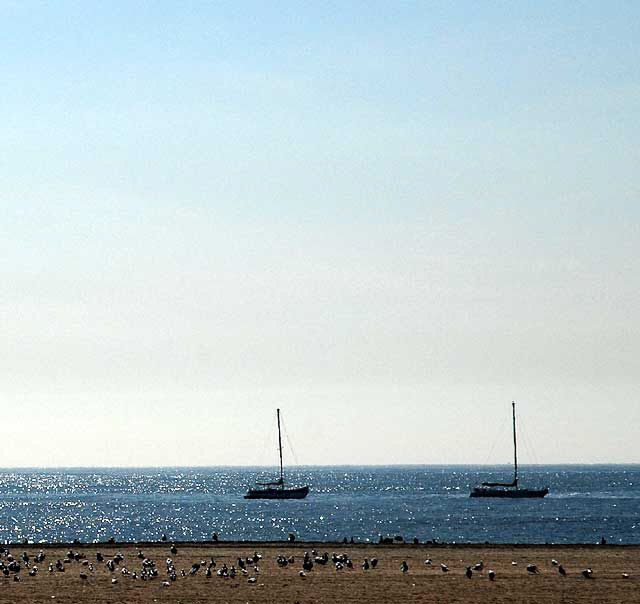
[1,541,638,603]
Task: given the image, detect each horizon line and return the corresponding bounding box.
[0,462,638,470]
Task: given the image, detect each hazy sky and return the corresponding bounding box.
[1,2,638,466]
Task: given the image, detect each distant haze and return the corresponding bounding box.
[1,2,638,466]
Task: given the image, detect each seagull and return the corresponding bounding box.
[581,569,593,579]
[526,564,539,574]
[511,561,518,566]
[424,559,432,566]
[473,560,484,572]
[441,563,449,573]
[79,573,88,580]
[488,569,496,581]
[400,561,409,573]
[299,570,306,578]
[465,566,473,579]
[551,559,559,566]
[622,573,630,579]
[370,558,378,569]
[558,565,567,577]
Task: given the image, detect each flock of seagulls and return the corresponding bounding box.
[0,546,265,586]
[0,545,633,591]
[414,555,626,582]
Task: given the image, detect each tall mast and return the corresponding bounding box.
[512,401,518,487]
[277,409,284,487]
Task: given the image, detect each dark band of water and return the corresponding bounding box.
[1,465,638,544]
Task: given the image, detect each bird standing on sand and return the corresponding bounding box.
[551,559,559,566]
[581,569,593,579]
[400,561,409,573]
[465,566,473,579]
[488,569,496,581]
[558,565,567,577]
[441,563,449,573]
[526,564,539,574]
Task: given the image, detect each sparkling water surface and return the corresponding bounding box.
[0,466,638,544]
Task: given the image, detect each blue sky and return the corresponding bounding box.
[1,2,638,465]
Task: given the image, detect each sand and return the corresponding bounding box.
[1,541,638,603]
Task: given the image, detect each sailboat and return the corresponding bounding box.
[244,409,310,500]
[470,402,549,499]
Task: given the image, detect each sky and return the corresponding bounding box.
[1,1,638,466]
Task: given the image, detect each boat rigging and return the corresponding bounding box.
[244,409,309,500]
[470,402,549,499]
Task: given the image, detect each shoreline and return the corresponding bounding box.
[5,539,640,549]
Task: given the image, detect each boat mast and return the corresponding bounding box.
[277,409,284,487]
[512,401,518,488]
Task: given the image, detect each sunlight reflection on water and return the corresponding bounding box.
[0,466,638,544]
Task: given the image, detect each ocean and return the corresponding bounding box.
[1,465,638,544]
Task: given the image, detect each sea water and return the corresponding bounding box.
[0,465,638,544]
